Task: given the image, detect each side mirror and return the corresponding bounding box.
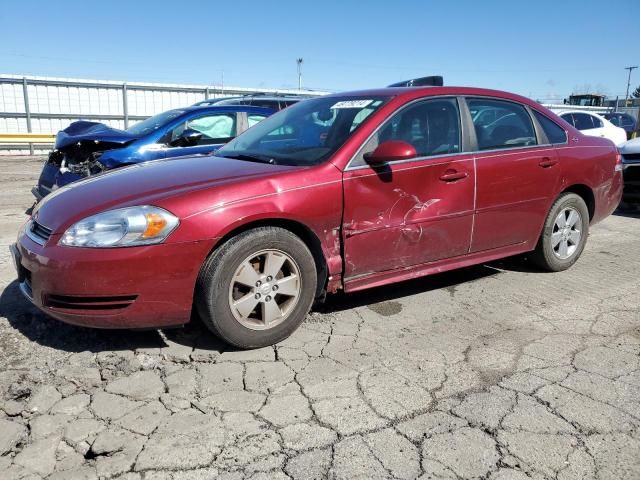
[363,140,417,165]
[170,128,203,147]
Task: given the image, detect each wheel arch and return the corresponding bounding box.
[209,217,330,299]
[560,184,595,222]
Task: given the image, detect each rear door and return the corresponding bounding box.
[466,97,562,252]
[342,97,475,279]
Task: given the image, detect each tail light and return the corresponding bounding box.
[614,149,623,172]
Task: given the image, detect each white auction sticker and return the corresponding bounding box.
[331,99,373,109]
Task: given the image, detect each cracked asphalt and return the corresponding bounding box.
[1,155,640,480]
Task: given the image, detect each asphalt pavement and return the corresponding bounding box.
[1,155,639,479]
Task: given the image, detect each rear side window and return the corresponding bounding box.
[468,98,537,150]
[560,113,574,127]
[607,115,620,126]
[571,113,595,130]
[533,111,567,144]
[591,115,603,128]
[621,114,635,127]
[247,114,269,128]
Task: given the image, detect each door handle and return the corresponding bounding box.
[538,158,558,168]
[439,170,468,182]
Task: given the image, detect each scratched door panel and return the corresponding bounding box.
[342,155,475,279]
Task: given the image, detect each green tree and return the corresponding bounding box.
[633,84,640,98]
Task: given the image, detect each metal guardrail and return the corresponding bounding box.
[1,75,326,154]
[0,133,55,144]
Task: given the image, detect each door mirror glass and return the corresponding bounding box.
[170,128,203,147]
[363,140,417,165]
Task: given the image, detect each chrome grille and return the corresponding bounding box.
[26,220,52,245]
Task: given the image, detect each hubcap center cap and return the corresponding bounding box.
[258,283,272,296]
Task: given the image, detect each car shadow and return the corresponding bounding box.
[316,264,503,314]
[0,259,531,354]
[0,280,169,353]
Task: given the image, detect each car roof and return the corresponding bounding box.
[194,95,307,106]
[604,112,632,117]
[323,86,547,107]
[182,104,276,114]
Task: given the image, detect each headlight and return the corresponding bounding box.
[60,206,179,248]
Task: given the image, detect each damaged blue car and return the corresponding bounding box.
[33,105,274,200]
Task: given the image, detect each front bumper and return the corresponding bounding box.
[12,230,216,329]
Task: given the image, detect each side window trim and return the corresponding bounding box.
[527,106,550,146]
[345,95,466,171]
[237,112,248,135]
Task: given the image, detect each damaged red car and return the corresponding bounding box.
[11,87,622,348]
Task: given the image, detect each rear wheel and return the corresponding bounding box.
[531,193,589,272]
[195,227,317,348]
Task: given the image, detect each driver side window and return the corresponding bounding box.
[351,97,461,167]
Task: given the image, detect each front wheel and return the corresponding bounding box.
[195,227,317,348]
[531,193,590,272]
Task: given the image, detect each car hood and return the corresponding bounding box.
[55,121,138,150]
[620,137,640,154]
[33,155,298,232]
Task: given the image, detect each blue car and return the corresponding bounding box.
[601,112,637,136]
[33,105,274,200]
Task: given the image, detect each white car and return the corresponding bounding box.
[554,110,627,146]
[619,137,640,205]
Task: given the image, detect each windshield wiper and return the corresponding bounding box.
[217,152,277,164]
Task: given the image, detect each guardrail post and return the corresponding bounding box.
[22,77,33,155]
[122,83,129,129]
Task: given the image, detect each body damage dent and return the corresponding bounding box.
[343,187,444,276]
[182,171,345,294]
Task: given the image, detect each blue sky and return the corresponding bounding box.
[1,0,638,102]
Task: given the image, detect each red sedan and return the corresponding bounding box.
[11,87,623,348]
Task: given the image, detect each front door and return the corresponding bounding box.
[342,97,475,281]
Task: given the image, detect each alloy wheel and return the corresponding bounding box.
[551,207,582,260]
[228,249,301,330]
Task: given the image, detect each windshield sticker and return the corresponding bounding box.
[331,99,373,109]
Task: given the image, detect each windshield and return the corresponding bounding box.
[216,95,389,166]
[126,109,185,136]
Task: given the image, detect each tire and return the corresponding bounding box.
[531,193,590,272]
[195,227,317,348]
